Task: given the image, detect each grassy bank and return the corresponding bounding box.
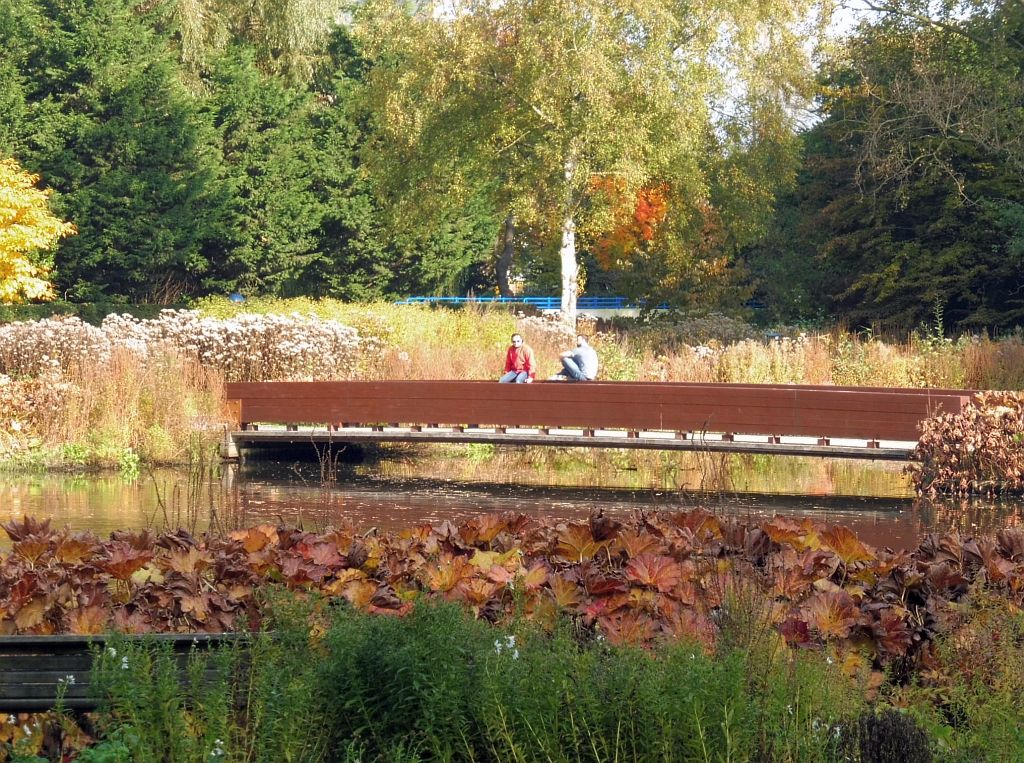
[0,297,1021,470]
[4,602,868,762]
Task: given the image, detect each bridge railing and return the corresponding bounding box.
[225,381,972,444]
[0,633,243,712]
[394,296,662,310]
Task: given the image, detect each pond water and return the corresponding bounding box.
[1,444,1021,551]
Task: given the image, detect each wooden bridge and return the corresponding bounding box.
[0,633,241,712]
[224,381,973,461]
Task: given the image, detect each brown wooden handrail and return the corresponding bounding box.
[0,633,245,712]
[225,381,973,443]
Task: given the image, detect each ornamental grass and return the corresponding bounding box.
[0,299,1022,472]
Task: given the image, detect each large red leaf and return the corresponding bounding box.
[12,538,50,565]
[598,610,658,646]
[822,526,876,565]
[163,547,213,576]
[553,523,609,562]
[2,516,52,542]
[772,562,817,601]
[459,515,508,547]
[584,592,631,620]
[423,555,475,593]
[626,554,683,593]
[453,578,499,607]
[14,597,47,631]
[66,606,109,635]
[802,590,863,640]
[871,608,914,657]
[519,561,548,591]
[659,599,716,648]
[764,516,823,552]
[615,531,663,559]
[582,569,628,597]
[298,541,345,568]
[54,535,98,564]
[671,509,722,539]
[549,574,583,610]
[778,617,812,646]
[342,580,379,608]
[99,543,154,581]
[229,525,279,553]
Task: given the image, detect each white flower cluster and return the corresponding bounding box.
[209,738,225,759]
[516,313,575,343]
[102,310,366,381]
[0,316,109,376]
[0,310,373,381]
[494,634,519,659]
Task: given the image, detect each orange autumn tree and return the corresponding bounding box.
[0,157,75,303]
[590,177,744,310]
[592,180,670,270]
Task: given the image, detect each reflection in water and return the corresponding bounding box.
[0,445,1022,551]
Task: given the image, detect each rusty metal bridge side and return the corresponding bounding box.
[223,381,973,461]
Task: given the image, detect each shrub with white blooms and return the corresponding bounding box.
[0,316,110,376]
[0,310,374,381]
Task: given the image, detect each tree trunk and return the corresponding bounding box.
[559,157,578,328]
[559,211,578,328]
[496,212,515,297]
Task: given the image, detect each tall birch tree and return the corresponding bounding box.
[355,0,829,324]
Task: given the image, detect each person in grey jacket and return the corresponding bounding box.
[550,334,599,381]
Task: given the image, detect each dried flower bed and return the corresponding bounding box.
[911,391,1024,496]
[0,311,375,382]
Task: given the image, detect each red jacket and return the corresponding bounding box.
[504,344,536,378]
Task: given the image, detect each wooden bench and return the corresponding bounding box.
[0,633,241,712]
[225,381,972,444]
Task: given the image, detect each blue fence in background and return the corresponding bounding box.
[395,296,659,310]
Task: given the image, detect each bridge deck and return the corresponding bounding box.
[225,381,973,460]
[231,425,917,460]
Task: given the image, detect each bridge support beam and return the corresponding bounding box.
[220,428,239,460]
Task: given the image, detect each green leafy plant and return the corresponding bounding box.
[73,736,133,763]
[461,443,496,461]
[118,448,140,481]
[89,637,235,763]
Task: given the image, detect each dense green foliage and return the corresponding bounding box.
[13,597,1024,761]
[355,0,823,322]
[0,0,495,302]
[0,0,1021,331]
[0,0,219,301]
[745,2,1024,332]
[32,601,866,762]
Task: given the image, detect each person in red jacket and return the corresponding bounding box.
[499,333,536,383]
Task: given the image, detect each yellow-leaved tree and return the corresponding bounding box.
[0,157,75,303]
[356,0,826,325]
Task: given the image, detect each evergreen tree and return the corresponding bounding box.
[306,27,498,299]
[744,11,1024,332]
[201,47,327,295]
[0,1,33,152]
[1,0,228,302]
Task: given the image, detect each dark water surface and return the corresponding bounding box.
[1,446,1021,551]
